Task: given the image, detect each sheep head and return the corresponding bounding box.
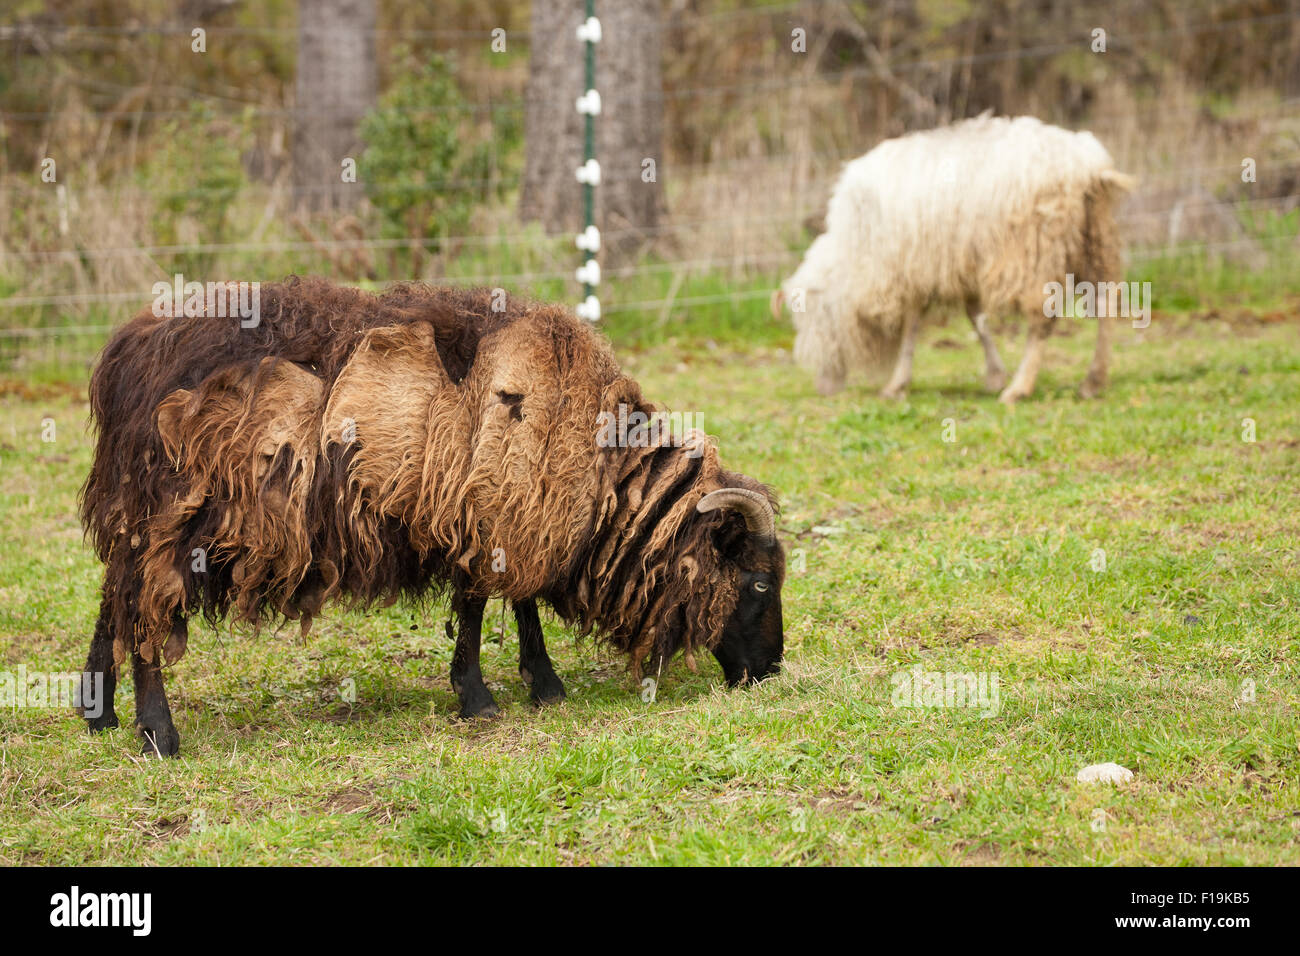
[694,487,785,686]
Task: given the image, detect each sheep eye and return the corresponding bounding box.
[753,581,770,593]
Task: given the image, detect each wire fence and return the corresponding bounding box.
[3,191,1296,378]
[3,2,1299,379]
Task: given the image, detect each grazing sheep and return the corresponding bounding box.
[773,114,1135,402]
[80,278,785,755]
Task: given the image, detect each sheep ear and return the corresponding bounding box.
[696,488,776,545]
[770,288,786,319]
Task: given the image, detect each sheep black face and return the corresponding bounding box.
[697,488,786,686]
[714,567,784,686]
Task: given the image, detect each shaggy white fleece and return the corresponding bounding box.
[782,114,1134,395]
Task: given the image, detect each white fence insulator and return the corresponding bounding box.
[575,17,602,44]
[575,89,602,116]
[575,295,602,322]
[575,158,601,186]
[575,225,601,253]
[575,259,601,287]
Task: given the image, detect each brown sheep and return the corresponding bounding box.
[79,277,785,755]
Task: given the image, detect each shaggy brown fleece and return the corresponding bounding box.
[81,277,780,676]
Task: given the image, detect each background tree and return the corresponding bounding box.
[360,51,521,275]
[293,0,378,212]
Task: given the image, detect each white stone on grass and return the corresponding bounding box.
[1076,762,1134,785]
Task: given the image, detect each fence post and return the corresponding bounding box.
[574,1,602,322]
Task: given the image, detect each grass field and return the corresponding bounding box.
[1,296,1298,865]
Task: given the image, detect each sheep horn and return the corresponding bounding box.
[770,288,786,320]
[697,488,776,544]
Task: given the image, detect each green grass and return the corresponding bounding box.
[1,297,1298,865]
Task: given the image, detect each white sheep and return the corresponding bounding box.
[773,114,1135,403]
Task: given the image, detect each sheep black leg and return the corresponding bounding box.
[450,596,499,719]
[516,599,565,706]
[82,595,119,732]
[133,647,180,757]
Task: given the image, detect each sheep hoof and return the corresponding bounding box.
[460,700,500,720]
[815,372,845,396]
[997,386,1027,405]
[528,675,567,707]
[1079,377,1105,399]
[455,684,500,720]
[86,710,119,733]
[138,723,180,758]
[521,663,566,706]
[985,370,1008,393]
[880,385,908,401]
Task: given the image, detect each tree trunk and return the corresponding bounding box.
[520,0,667,262]
[519,0,583,231]
[599,0,668,260]
[293,0,377,213]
